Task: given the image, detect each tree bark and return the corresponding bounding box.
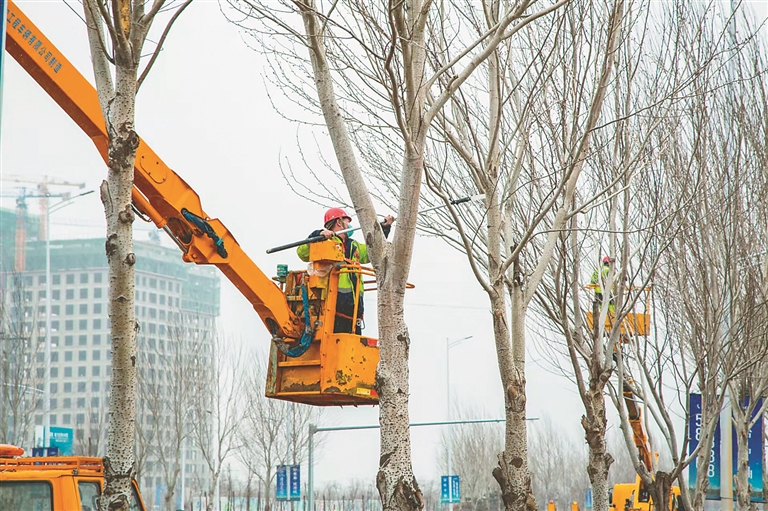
[733,417,755,511]
[582,381,613,511]
[98,63,139,511]
[492,282,535,511]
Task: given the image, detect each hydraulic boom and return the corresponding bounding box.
[5,1,380,406]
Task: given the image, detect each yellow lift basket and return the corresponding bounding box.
[584,284,651,337]
[266,240,381,406]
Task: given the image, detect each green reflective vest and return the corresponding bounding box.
[297,236,369,293]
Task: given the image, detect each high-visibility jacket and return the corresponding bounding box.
[590,264,611,295]
[297,233,368,294]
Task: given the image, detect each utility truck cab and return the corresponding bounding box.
[0,445,146,511]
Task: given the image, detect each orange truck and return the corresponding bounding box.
[0,445,147,511]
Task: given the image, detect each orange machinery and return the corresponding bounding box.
[4,1,378,406]
[609,380,681,511]
[584,283,651,337]
[0,444,147,510]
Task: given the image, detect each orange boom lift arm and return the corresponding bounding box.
[5,0,381,406]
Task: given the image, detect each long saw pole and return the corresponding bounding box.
[266,194,484,254]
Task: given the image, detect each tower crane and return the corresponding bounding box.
[0,177,86,271]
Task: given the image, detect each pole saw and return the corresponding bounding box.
[266,194,484,254]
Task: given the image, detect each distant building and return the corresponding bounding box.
[0,209,219,509]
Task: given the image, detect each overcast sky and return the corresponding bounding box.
[3,0,766,489]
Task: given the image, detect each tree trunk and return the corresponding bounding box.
[296,3,424,509]
[99,61,139,511]
[734,420,754,511]
[375,238,421,511]
[207,471,219,511]
[492,282,535,511]
[650,472,673,511]
[581,385,613,511]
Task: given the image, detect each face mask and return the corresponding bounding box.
[337,221,351,237]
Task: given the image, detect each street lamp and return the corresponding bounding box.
[43,189,93,448]
[446,335,472,511]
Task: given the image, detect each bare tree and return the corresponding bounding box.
[0,271,41,446]
[137,315,209,511]
[643,7,768,510]
[80,1,191,509]
[511,4,768,511]
[437,404,504,510]
[527,415,589,510]
[190,332,244,511]
[226,1,572,508]
[718,9,768,511]
[236,349,321,511]
[72,385,110,456]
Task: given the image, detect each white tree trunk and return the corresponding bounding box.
[298,3,425,509]
[98,64,139,511]
[733,414,755,511]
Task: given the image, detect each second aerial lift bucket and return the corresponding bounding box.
[265,240,381,406]
[584,284,651,337]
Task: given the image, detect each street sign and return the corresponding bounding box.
[688,393,721,500]
[440,475,460,504]
[689,394,766,502]
[289,465,301,500]
[276,466,288,500]
[277,465,300,501]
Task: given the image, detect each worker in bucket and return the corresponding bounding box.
[297,207,395,334]
[591,255,615,313]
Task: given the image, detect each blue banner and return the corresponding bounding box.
[451,475,460,503]
[688,393,721,500]
[276,466,287,500]
[289,465,300,500]
[732,398,764,502]
[440,475,460,504]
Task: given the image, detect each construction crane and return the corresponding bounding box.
[0,177,86,271]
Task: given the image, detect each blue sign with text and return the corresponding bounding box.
[689,394,765,502]
[277,465,300,501]
[49,427,74,456]
[289,465,300,500]
[441,475,460,504]
[688,393,721,500]
[276,466,288,500]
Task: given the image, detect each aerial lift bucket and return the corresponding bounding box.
[585,311,650,336]
[265,240,380,406]
[584,283,651,337]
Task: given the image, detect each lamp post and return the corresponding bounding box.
[43,189,93,448]
[446,335,472,511]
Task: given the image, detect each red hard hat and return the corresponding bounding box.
[602,256,612,263]
[324,207,352,225]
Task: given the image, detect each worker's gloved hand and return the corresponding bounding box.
[382,215,396,226]
[320,229,335,239]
